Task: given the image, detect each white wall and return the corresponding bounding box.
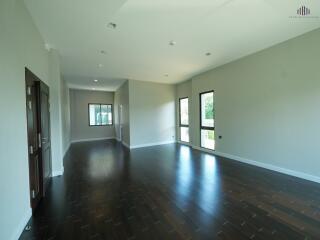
[0,1,68,239]
[48,49,64,176]
[129,80,176,147]
[70,89,115,142]
[176,28,320,182]
[114,81,131,145]
[0,1,49,239]
[61,78,71,156]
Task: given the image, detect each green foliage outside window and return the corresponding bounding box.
[205,97,214,119]
[208,130,214,140]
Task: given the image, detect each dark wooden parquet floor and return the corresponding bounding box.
[20,140,320,240]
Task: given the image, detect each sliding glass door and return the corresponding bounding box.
[200,91,215,150]
[179,97,189,142]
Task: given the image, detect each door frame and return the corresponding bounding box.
[38,81,52,193]
[25,68,51,211]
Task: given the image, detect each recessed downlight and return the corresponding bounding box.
[164,74,169,77]
[100,50,107,54]
[169,41,176,46]
[107,22,117,29]
[205,52,212,56]
[98,63,103,68]
[94,79,98,82]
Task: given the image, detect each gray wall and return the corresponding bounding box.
[114,81,131,145]
[0,1,64,239]
[176,28,320,180]
[70,89,115,142]
[129,80,176,147]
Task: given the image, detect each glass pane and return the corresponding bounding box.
[89,104,101,125]
[201,92,214,127]
[101,105,112,125]
[201,129,215,150]
[180,98,189,125]
[180,127,189,142]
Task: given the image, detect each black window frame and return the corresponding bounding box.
[179,97,189,142]
[88,103,113,126]
[199,90,215,150]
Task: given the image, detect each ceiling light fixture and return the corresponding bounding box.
[164,74,169,77]
[94,79,98,82]
[169,41,176,46]
[107,22,117,29]
[98,63,103,68]
[100,50,107,54]
[205,52,212,56]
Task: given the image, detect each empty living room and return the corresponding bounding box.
[1,0,320,239]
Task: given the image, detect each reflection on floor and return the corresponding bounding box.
[20,140,320,239]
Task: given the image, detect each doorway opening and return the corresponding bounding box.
[25,68,52,212]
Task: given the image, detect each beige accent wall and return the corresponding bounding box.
[176,28,320,180]
[70,89,115,141]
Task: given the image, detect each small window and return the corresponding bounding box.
[200,91,215,150]
[89,104,112,126]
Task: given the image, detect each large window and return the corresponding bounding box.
[89,104,113,126]
[179,97,189,142]
[200,91,215,150]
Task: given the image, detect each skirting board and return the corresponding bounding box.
[130,141,176,149]
[11,208,32,240]
[191,145,320,184]
[122,141,130,149]
[71,137,115,144]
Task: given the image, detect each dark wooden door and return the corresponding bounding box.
[25,68,52,211]
[38,82,52,192]
[25,70,42,209]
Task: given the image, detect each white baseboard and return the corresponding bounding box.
[214,151,320,184]
[71,137,115,143]
[130,140,176,149]
[52,166,64,177]
[11,208,32,240]
[189,144,320,184]
[122,141,130,148]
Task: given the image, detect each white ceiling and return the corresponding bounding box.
[66,75,126,92]
[25,0,320,90]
